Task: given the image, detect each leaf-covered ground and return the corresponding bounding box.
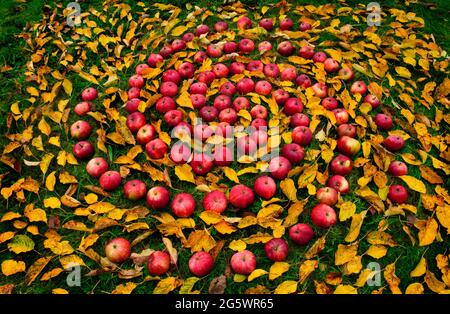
[0,0,449,294]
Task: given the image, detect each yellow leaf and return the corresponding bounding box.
[62,78,72,96]
[24,206,47,223]
[269,262,290,280]
[153,277,180,294]
[223,167,239,183]
[185,230,216,253]
[1,260,26,276]
[399,175,426,194]
[200,211,223,225]
[25,256,53,285]
[78,234,99,251]
[334,285,358,294]
[365,245,387,259]
[335,243,358,265]
[8,235,35,254]
[274,280,298,294]
[45,171,56,191]
[84,193,98,204]
[405,283,424,294]
[305,235,326,259]
[59,255,85,269]
[299,260,318,284]
[175,164,195,184]
[44,238,74,255]
[179,277,200,294]
[425,270,446,293]
[40,153,54,175]
[395,66,411,79]
[410,257,427,277]
[345,211,367,242]
[283,199,307,227]
[171,25,187,36]
[41,268,64,281]
[38,118,51,136]
[415,218,438,246]
[52,288,69,294]
[26,86,39,97]
[229,240,246,251]
[362,141,371,158]
[367,231,397,247]
[384,262,401,294]
[247,269,268,282]
[43,197,61,209]
[436,205,450,234]
[280,178,297,201]
[112,282,137,294]
[338,201,356,222]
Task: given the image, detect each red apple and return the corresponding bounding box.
[374,113,393,131]
[238,38,255,53]
[156,96,176,114]
[203,190,228,214]
[146,138,168,159]
[233,97,250,111]
[105,237,131,263]
[388,161,408,177]
[280,18,294,30]
[259,18,274,31]
[388,185,408,204]
[170,142,191,164]
[196,24,210,36]
[136,124,156,145]
[284,97,304,115]
[281,67,297,81]
[264,238,289,262]
[269,156,292,180]
[147,251,170,275]
[148,53,163,67]
[125,98,140,113]
[129,74,145,88]
[237,78,255,94]
[350,80,367,95]
[327,175,349,194]
[229,62,245,75]
[162,69,181,85]
[289,223,314,245]
[86,157,109,178]
[281,143,304,165]
[290,113,309,128]
[337,124,356,138]
[299,45,315,59]
[272,89,290,105]
[312,52,327,63]
[316,187,338,206]
[258,41,272,53]
[159,45,173,58]
[295,74,312,88]
[164,110,183,128]
[332,108,349,125]
[147,186,170,210]
[311,204,337,228]
[229,184,255,209]
[70,120,92,140]
[338,67,354,81]
[384,135,405,151]
[365,94,381,109]
[199,106,218,122]
[160,81,178,97]
[73,141,94,160]
[312,82,328,98]
[263,63,280,78]
[198,71,216,85]
[214,21,229,32]
[220,82,237,96]
[178,62,195,79]
[194,124,214,142]
[126,112,146,133]
[337,136,361,157]
[299,21,312,31]
[237,16,252,30]
[231,250,256,275]
[254,175,276,199]
[171,39,186,53]
[331,154,353,176]
[247,60,263,72]
[207,44,223,58]
[123,179,147,201]
[322,97,338,110]
[191,153,214,176]
[251,118,268,130]
[182,32,194,42]
[212,63,229,78]
[190,94,207,110]
[81,87,98,101]
[189,251,214,277]
[277,41,295,56]
[128,87,140,99]
[136,63,149,75]
[219,108,238,124]
[254,80,272,96]
[223,42,237,54]
[213,95,232,111]
[74,101,94,116]
[324,58,340,73]
[292,126,312,146]
[99,170,121,191]
[171,193,196,217]
[194,51,207,64]
[237,136,257,156]
[214,146,233,167]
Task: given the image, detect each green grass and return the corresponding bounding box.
[0,0,449,294]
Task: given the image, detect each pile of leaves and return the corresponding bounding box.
[0,1,449,294]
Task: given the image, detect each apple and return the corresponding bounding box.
[86,157,109,178]
[292,126,312,146]
[147,251,170,276]
[125,98,140,113]
[136,63,149,75]
[247,60,264,72]
[263,63,280,78]
[156,96,176,114]
[198,71,216,85]
[272,89,289,105]
[237,16,253,30]
[295,74,312,88]
[81,87,98,101]
[229,62,245,75]
[196,24,210,36]
[219,82,237,96]
[146,138,168,159]
[277,40,295,56]
[219,108,238,124]
[229,184,255,209]
[178,62,195,79]
[148,53,164,67]
[289,223,314,245]
[269,156,292,180]
[332,108,349,125]
[324,58,340,73]
[147,186,170,210]
[123,179,147,201]
[214,21,229,32]
[233,97,250,111]
[388,185,408,204]
[312,52,327,63]
[105,237,131,263]
[203,190,228,214]
[126,112,146,133]
[70,120,92,140]
[264,238,288,261]
[159,45,173,58]
[388,161,408,176]
[73,141,94,160]
[171,39,186,53]
[170,142,191,164]
[374,113,393,131]
[223,42,237,54]
[190,94,207,110]
[350,80,367,95]
[251,129,268,146]
[214,146,233,167]
[237,78,255,94]
[251,118,268,130]
[327,175,349,194]
[284,97,304,115]
[322,97,338,110]
[160,81,178,97]
[194,51,207,64]
[337,136,361,157]
[191,153,214,176]
[194,124,214,142]
[129,74,145,88]
[298,45,315,59]
[365,94,381,108]
[128,87,140,99]
[299,21,312,31]
[189,251,214,277]
[74,101,94,116]
[162,69,182,85]
[231,250,256,275]
[213,95,232,111]
[312,82,328,98]
[199,106,218,122]
[164,110,183,128]
[258,41,272,53]
[280,67,297,81]
[281,143,304,165]
[255,80,272,96]
[238,38,255,53]
[171,193,196,217]
[311,204,337,228]
[254,175,276,199]
[280,18,294,30]
[384,135,405,151]
[337,124,356,138]
[190,82,208,95]
[99,170,122,191]
[136,124,156,145]
[237,136,257,155]
[259,18,274,31]
[338,67,354,81]
[290,113,309,128]
[182,32,195,42]
[316,187,338,206]
[331,154,353,176]
[212,63,229,78]
[172,122,192,139]
[207,44,223,58]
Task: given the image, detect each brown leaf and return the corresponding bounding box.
[25,256,53,285]
[419,166,443,184]
[208,275,227,294]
